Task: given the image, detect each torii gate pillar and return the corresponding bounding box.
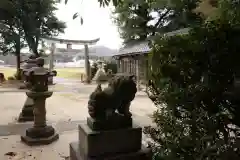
[49,42,56,72]
[84,44,91,83]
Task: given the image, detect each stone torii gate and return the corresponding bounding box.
[41,36,100,83]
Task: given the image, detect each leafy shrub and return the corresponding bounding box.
[104,62,117,74]
[145,17,240,159]
[7,76,15,80]
[91,62,98,80]
[14,69,23,80]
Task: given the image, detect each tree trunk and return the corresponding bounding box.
[15,44,21,80]
[24,32,39,57]
[33,46,39,57]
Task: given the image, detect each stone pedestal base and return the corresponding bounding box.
[21,126,59,146]
[87,116,132,131]
[18,97,34,122]
[69,122,151,160]
[70,142,151,160]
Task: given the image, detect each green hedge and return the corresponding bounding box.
[145,18,240,159]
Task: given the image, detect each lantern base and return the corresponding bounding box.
[21,126,59,146]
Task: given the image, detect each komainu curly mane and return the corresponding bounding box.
[88,74,137,120]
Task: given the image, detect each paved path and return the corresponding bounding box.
[0,78,156,159]
[0,92,155,126]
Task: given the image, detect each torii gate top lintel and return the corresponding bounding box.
[41,37,100,45]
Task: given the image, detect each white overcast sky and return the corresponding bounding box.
[54,0,123,49]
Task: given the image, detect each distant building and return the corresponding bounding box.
[113,28,190,89]
[0,54,29,66]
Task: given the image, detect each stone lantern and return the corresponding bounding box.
[18,56,57,122]
[18,55,38,122]
[21,58,59,145]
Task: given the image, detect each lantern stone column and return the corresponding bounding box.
[21,58,59,146]
[18,55,38,122]
[18,56,57,122]
[136,57,141,91]
[116,58,121,73]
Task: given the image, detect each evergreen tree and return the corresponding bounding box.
[0,0,66,78]
[145,0,240,159]
[112,0,203,44]
[19,0,66,56]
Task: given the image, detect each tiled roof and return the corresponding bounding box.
[114,28,190,57]
[116,41,150,56]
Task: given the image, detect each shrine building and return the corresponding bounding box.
[113,28,190,89]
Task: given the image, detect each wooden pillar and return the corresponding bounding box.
[144,55,148,82]
[84,44,91,83]
[129,59,131,74]
[127,59,130,73]
[144,55,148,92]
[121,59,124,73]
[133,59,136,76]
[116,57,121,73]
[129,59,131,73]
[136,57,141,91]
[130,58,133,74]
[124,59,126,73]
[119,59,121,73]
[122,59,125,73]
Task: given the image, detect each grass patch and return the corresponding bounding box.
[56,68,85,79]
[0,67,16,78]
[0,67,86,80]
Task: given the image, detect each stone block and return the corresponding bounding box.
[70,142,152,160]
[87,116,132,131]
[21,132,59,146]
[78,123,142,157]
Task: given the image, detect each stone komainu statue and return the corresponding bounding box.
[88,74,137,120]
